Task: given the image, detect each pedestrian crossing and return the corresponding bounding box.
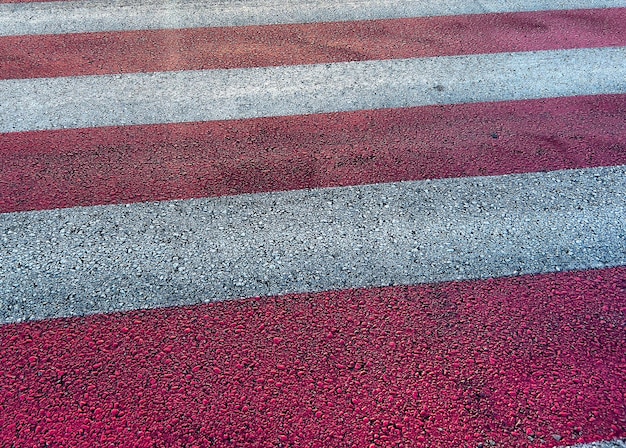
[0,0,624,446]
[2,0,624,36]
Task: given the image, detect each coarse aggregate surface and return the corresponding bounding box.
[2,0,624,36]
[2,94,624,213]
[1,268,624,447]
[575,441,626,448]
[2,47,626,133]
[3,9,624,79]
[576,440,626,448]
[1,0,625,446]
[1,166,625,324]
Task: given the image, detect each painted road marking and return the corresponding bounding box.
[2,47,625,133]
[0,0,624,446]
[2,0,624,36]
[1,166,625,324]
[3,9,625,80]
[1,268,624,445]
[1,94,625,213]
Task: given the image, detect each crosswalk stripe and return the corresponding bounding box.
[2,165,625,324]
[2,94,625,213]
[2,0,624,36]
[1,1,625,446]
[2,47,626,133]
[3,8,625,80]
[1,268,624,446]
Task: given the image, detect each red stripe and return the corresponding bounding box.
[2,94,625,213]
[2,8,625,80]
[1,267,624,446]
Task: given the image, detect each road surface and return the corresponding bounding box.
[0,0,625,446]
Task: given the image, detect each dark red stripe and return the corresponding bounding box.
[2,94,625,213]
[1,267,624,446]
[2,8,625,80]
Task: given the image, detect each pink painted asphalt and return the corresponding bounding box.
[1,267,624,447]
[2,94,625,213]
[1,9,625,79]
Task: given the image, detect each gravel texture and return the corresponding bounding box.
[1,268,624,446]
[1,47,625,133]
[1,166,625,324]
[572,440,626,448]
[2,94,625,213]
[1,0,624,36]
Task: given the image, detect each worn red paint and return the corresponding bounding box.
[2,94,625,213]
[2,8,625,79]
[1,267,625,446]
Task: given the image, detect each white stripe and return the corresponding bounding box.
[1,166,625,324]
[568,440,626,448]
[1,0,623,37]
[1,47,625,133]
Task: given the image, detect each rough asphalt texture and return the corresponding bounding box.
[575,441,626,448]
[1,0,624,36]
[3,9,625,80]
[2,94,625,213]
[1,0,624,446]
[2,47,626,133]
[1,166,625,324]
[1,268,624,446]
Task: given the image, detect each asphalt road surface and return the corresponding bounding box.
[0,0,624,446]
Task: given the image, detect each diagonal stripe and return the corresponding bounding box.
[1,0,624,446]
[2,94,625,213]
[2,47,625,133]
[0,0,58,3]
[1,0,624,36]
[3,9,625,80]
[1,166,625,324]
[572,441,626,448]
[1,268,624,445]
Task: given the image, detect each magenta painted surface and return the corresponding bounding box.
[1,94,625,213]
[1,268,625,447]
[1,9,625,79]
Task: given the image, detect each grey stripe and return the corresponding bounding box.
[2,47,625,133]
[568,440,626,448]
[1,0,623,37]
[1,166,625,324]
